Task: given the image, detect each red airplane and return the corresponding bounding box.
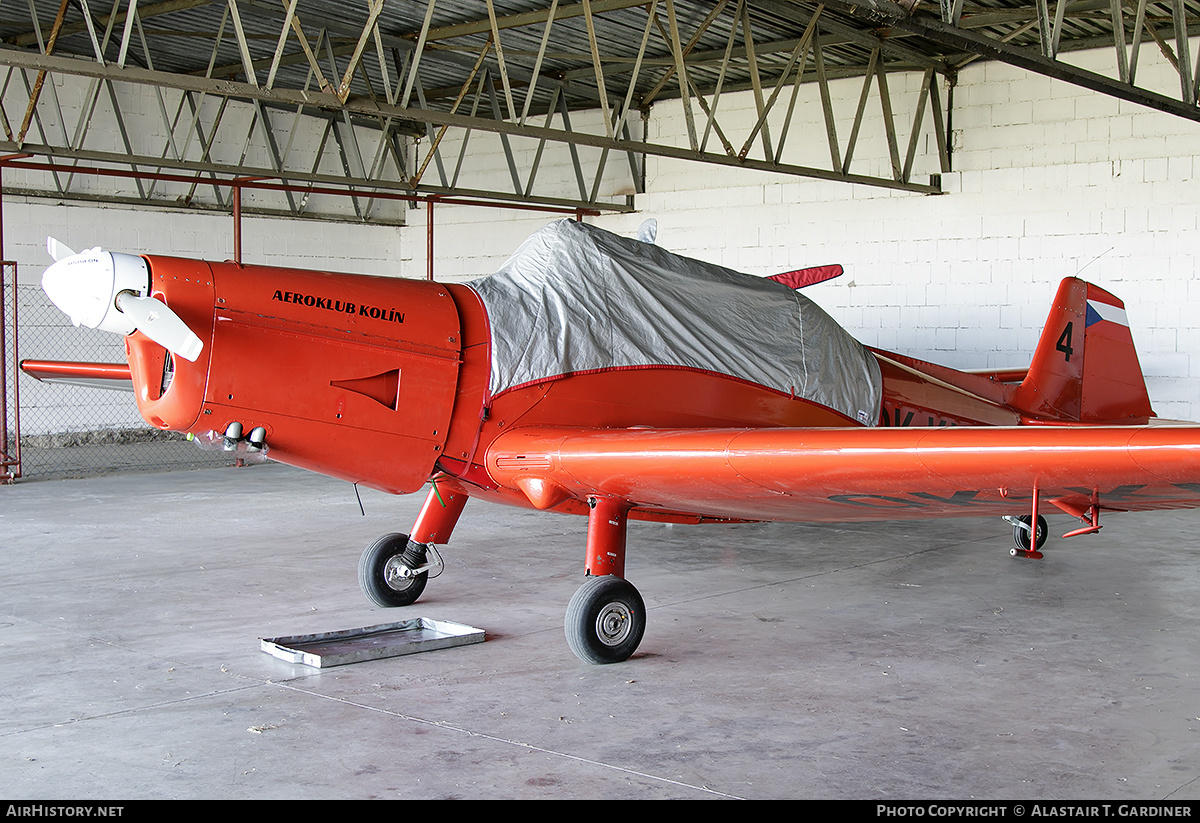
[22,219,1200,664]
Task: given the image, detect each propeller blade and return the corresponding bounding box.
[114,292,204,362]
[46,237,76,262]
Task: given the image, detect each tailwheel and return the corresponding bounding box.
[565,575,646,664]
[359,533,429,607]
[1010,514,1048,559]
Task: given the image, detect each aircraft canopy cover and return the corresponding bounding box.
[468,219,882,425]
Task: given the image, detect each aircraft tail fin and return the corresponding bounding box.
[1013,277,1154,424]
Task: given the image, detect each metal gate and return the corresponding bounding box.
[1,261,19,482]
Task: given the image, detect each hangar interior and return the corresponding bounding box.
[3,0,1200,800]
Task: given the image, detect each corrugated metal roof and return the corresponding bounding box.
[0,0,1195,216]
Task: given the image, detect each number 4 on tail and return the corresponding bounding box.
[1056,321,1074,362]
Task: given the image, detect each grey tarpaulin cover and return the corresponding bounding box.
[468,219,882,425]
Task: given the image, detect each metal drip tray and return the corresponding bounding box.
[261,618,484,668]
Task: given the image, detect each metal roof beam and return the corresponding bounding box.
[0,45,942,194]
[812,0,1200,120]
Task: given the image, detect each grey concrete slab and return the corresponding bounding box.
[2,462,1200,800]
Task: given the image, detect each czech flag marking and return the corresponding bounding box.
[1085,298,1128,328]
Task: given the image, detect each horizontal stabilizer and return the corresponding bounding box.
[768,264,843,290]
[20,359,133,392]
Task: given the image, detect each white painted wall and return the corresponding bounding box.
[8,44,1200,431]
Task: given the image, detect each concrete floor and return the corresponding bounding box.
[3,461,1200,800]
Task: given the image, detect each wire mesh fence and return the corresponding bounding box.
[5,277,235,481]
[2,264,19,480]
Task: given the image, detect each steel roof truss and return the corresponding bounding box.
[0,0,972,217]
[823,0,1200,121]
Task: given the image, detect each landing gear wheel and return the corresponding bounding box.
[1010,514,1048,558]
[359,533,428,607]
[1012,514,1048,552]
[565,575,646,664]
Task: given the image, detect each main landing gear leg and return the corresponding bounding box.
[565,496,646,665]
[358,484,468,608]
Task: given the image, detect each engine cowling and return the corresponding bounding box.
[128,256,462,494]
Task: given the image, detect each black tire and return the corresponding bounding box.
[1013,515,1048,551]
[359,533,428,607]
[564,575,646,664]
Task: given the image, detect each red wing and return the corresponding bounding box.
[486,424,1200,523]
[20,360,134,392]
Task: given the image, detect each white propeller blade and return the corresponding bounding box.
[47,237,76,262]
[114,292,204,362]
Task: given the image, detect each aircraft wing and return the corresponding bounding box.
[485,424,1200,524]
[19,360,134,392]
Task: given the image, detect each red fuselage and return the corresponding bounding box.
[122,255,1052,525]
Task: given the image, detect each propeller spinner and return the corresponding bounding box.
[42,237,204,362]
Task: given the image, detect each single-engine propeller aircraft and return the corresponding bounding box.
[22,219,1200,663]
